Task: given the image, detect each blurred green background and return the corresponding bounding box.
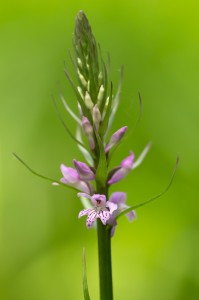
[1,0,199,299]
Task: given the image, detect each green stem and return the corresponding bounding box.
[97,220,113,300]
[96,184,113,300]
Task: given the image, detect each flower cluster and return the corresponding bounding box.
[54,11,150,236]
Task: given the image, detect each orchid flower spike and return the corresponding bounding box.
[105,126,128,153]
[60,164,91,193]
[107,192,136,236]
[108,151,134,185]
[78,193,117,228]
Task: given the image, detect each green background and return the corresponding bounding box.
[1,0,199,299]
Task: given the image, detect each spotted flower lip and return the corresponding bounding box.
[73,159,95,181]
[107,192,136,236]
[108,151,134,185]
[60,164,90,193]
[105,126,128,153]
[77,193,117,228]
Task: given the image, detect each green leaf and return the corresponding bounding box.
[52,95,88,151]
[82,248,91,300]
[95,130,107,188]
[12,153,77,191]
[64,66,91,122]
[116,156,179,220]
[105,66,123,137]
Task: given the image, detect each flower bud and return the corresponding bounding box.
[73,159,95,181]
[82,116,95,150]
[77,57,82,68]
[77,69,87,87]
[60,164,90,193]
[85,91,94,109]
[97,85,105,107]
[92,104,101,131]
[108,151,134,185]
[105,126,128,153]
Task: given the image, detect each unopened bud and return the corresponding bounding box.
[85,91,94,109]
[73,159,95,181]
[77,69,87,87]
[82,116,95,150]
[97,85,105,107]
[105,126,128,153]
[93,104,101,131]
[102,96,109,119]
[77,57,82,68]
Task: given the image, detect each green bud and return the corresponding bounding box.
[74,11,100,103]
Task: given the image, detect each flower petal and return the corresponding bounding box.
[91,194,106,207]
[107,168,128,185]
[126,210,136,222]
[78,209,91,218]
[98,210,110,225]
[106,201,117,214]
[121,151,134,169]
[109,192,126,204]
[86,210,98,228]
[60,164,80,182]
[105,126,128,153]
[73,159,95,181]
[77,192,91,199]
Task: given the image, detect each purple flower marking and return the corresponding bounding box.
[77,193,117,228]
[108,151,134,185]
[60,164,90,193]
[105,126,128,153]
[73,159,95,181]
[107,192,136,236]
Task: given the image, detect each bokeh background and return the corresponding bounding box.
[1,0,199,299]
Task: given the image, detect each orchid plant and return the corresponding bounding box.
[14,10,178,300]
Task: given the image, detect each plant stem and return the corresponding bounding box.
[97,220,113,300]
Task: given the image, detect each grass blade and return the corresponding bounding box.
[82,248,91,300]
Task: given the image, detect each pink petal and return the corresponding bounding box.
[105,126,128,153]
[108,168,128,185]
[121,151,134,169]
[126,210,136,222]
[60,164,80,182]
[91,194,106,207]
[77,192,91,199]
[78,209,91,218]
[73,159,95,181]
[86,211,98,228]
[76,181,90,194]
[109,192,126,204]
[106,201,117,214]
[98,210,111,225]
